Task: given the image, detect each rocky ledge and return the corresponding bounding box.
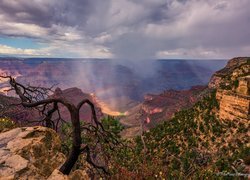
[209,57,249,89]
[0,126,89,180]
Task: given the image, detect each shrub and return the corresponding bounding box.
[101,116,124,136]
[0,117,17,132]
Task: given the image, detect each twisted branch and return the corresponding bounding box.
[0,75,120,175]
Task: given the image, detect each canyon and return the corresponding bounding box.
[0,58,248,132]
[0,58,227,129]
[0,87,103,125]
[121,57,250,137]
[120,85,208,137]
[0,58,226,112]
[0,57,249,178]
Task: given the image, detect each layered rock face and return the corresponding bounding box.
[213,58,250,122]
[216,89,249,121]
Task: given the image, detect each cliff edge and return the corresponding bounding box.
[211,57,250,121]
[209,57,250,89]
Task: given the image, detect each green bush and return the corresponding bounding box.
[0,117,17,132]
[101,116,124,136]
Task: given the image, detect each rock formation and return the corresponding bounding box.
[0,126,89,179]
[211,57,250,121]
[209,57,250,89]
[141,86,207,127]
[50,87,103,123]
[216,76,250,122]
[0,126,64,179]
[0,87,103,125]
[237,76,250,96]
[0,94,37,126]
[120,86,207,138]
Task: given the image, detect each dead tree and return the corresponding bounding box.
[0,76,118,175]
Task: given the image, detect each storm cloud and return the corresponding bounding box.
[0,0,249,58]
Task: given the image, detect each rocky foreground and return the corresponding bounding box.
[0,126,89,180]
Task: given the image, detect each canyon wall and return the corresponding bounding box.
[216,75,250,122]
[217,89,249,122]
[210,57,249,122]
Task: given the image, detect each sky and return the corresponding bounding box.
[0,0,249,59]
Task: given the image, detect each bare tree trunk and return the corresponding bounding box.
[0,76,112,175]
[59,107,81,175]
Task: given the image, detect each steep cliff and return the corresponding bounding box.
[212,57,250,122]
[0,94,37,125]
[216,89,249,122]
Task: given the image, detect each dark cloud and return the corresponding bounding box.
[0,0,94,28]
[0,0,54,27]
[0,0,249,58]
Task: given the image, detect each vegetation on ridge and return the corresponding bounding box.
[58,90,249,179]
[1,88,249,179]
[106,90,249,179]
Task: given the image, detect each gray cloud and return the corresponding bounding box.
[0,0,93,28]
[0,0,249,58]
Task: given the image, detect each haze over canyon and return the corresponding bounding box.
[0,58,227,112]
